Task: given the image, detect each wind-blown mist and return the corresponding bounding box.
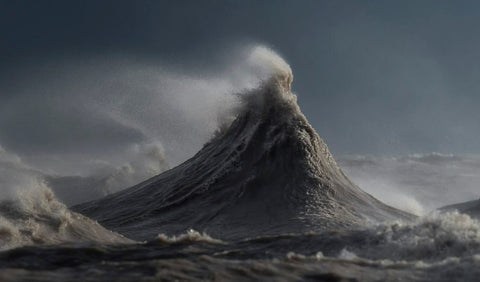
[0,146,43,200]
[339,153,480,215]
[0,45,293,205]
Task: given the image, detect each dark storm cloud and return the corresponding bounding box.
[2,0,480,156]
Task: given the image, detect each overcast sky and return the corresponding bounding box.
[1,0,480,160]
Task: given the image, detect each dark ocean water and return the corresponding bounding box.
[2,220,480,281]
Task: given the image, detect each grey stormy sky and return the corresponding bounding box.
[1,0,480,161]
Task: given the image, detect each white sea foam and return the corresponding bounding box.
[154,229,225,244]
[360,211,480,260]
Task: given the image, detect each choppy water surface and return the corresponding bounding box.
[2,215,480,281]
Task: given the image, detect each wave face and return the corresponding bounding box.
[73,53,412,240]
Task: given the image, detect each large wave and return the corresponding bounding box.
[73,47,413,240]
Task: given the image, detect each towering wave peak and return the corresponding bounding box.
[73,48,413,240]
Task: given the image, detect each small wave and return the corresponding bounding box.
[153,229,225,244]
[286,251,324,260]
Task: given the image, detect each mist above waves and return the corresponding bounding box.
[339,153,480,215]
[0,46,294,205]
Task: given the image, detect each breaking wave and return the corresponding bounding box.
[0,186,130,250]
[0,147,131,250]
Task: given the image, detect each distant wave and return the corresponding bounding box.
[47,142,170,206]
[338,153,480,214]
[441,199,480,219]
